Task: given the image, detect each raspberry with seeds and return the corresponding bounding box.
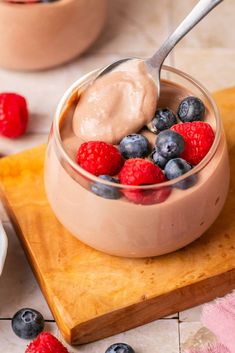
[119,158,170,205]
[77,141,123,176]
[171,121,215,165]
[25,332,69,353]
[0,93,28,138]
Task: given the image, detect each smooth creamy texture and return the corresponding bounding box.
[73,60,157,144]
[44,80,230,257]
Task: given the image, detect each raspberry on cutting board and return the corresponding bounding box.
[77,141,124,176]
[171,121,215,165]
[0,93,28,138]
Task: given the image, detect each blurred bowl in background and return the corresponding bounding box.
[0,221,7,276]
[0,0,108,71]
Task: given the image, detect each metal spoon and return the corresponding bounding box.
[97,0,223,99]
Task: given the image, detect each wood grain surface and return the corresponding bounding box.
[0,88,235,345]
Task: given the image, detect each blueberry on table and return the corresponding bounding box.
[178,96,205,122]
[150,148,168,169]
[12,308,44,339]
[105,343,135,353]
[91,175,121,200]
[164,158,196,189]
[150,108,177,133]
[119,134,149,159]
[156,130,184,159]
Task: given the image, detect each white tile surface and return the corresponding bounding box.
[180,322,217,351]
[90,0,171,56]
[174,48,235,92]
[0,134,47,156]
[60,320,180,353]
[179,304,204,322]
[0,222,53,320]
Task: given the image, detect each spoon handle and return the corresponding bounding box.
[148,0,223,68]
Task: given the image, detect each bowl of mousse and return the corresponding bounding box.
[0,0,107,71]
[44,59,230,258]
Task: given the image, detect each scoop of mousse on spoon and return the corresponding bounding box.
[73,0,223,145]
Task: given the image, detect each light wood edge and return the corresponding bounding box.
[1,183,234,345]
[69,269,235,345]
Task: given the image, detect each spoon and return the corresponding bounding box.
[97,0,223,99]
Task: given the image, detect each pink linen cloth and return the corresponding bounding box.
[186,344,230,353]
[186,291,235,353]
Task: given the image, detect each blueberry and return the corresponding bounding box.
[119,134,149,159]
[12,308,44,339]
[150,108,177,133]
[91,175,121,199]
[105,343,135,353]
[150,148,168,169]
[178,96,205,122]
[156,130,184,159]
[164,158,196,189]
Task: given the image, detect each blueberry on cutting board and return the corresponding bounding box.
[12,308,44,339]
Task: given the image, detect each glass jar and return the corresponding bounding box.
[44,66,230,258]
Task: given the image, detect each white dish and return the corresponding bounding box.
[0,221,7,276]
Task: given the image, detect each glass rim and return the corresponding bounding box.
[53,64,221,190]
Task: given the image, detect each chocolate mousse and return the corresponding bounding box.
[44,65,230,257]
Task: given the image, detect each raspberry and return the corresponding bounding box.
[171,121,215,165]
[119,158,165,186]
[77,141,123,176]
[0,93,28,138]
[119,159,170,205]
[25,332,69,353]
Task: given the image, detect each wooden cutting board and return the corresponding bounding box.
[0,87,235,346]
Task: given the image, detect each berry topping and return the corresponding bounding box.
[25,332,69,353]
[91,175,121,200]
[119,158,165,186]
[156,130,185,159]
[119,159,170,205]
[150,148,168,169]
[105,343,135,353]
[149,108,177,133]
[12,308,44,340]
[119,134,149,159]
[0,93,28,138]
[77,141,123,176]
[165,158,192,180]
[177,96,205,123]
[171,121,215,165]
[165,158,197,190]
